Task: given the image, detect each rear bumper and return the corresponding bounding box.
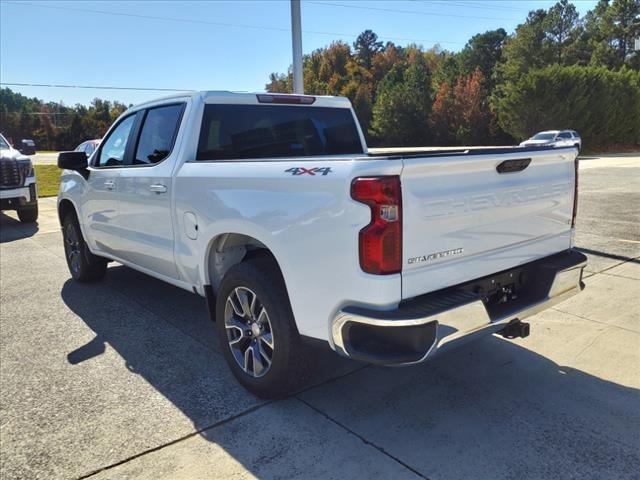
[331,249,587,365]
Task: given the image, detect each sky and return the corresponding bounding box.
[1,0,598,107]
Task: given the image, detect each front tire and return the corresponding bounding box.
[17,204,38,223]
[62,212,108,282]
[215,256,309,398]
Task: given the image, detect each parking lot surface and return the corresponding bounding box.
[31,152,60,165]
[1,154,638,479]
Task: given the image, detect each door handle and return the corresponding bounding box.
[104,180,116,190]
[149,183,167,194]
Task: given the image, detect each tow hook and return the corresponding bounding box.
[499,321,530,339]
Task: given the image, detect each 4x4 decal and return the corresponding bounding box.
[285,167,332,176]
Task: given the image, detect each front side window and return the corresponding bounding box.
[197,105,363,161]
[0,135,9,149]
[75,142,86,152]
[134,104,184,165]
[558,132,572,139]
[97,115,135,167]
[86,143,96,156]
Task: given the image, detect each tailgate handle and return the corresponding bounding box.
[496,158,531,174]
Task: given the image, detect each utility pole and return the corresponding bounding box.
[290,0,303,94]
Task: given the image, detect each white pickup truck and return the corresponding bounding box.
[57,91,586,397]
[1,133,38,223]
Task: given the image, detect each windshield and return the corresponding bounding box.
[531,133,556,140]
[0,135,9,150]
[197,105,363,161]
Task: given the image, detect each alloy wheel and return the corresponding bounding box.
[64,223,81,274]
[224,287,274,378]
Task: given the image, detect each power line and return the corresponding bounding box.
[411,0,526,13]
[4,2,295,33]
[1,82,190,92]
[309,1,521,21]
[3,1,465,46]
[2,111,78,116]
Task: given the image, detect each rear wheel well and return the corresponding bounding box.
[207,233,282,293]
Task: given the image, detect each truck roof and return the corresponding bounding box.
[130,91,352,111]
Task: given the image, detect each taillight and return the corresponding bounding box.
[572,156,579,228]
[351,176,402,274]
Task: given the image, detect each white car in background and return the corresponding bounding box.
[520,130,582,149]
[74,139,101,158]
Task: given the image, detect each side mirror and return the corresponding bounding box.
[19,139,36,156]
[58,151,88,170]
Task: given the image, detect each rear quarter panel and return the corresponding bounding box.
[173,157,402,342]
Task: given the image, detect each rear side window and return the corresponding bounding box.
[197,105,363,161]
[134,104,184,165]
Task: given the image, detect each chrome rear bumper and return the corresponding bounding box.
[332,250,587,365]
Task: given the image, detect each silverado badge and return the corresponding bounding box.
[408,248,464,265]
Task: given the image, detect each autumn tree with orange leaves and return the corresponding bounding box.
[431,68,494,145]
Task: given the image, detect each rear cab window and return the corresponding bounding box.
[196,104,364,161]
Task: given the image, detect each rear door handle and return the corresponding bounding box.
[149,183,167,194]
[104,180,116,190]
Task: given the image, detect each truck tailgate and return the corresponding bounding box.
[401,148,577,299]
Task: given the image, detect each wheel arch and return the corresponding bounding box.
[204,232,285,294]
[57,197,77,226]
[58,197,93,252]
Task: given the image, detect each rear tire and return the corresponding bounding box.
[62,212,108,282]
[215,256,309,398]
[17,204,38,223]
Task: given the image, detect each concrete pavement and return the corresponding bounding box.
[1,155,638,479]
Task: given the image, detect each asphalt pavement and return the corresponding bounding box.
[1,154,638,479]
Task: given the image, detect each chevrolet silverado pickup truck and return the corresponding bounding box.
[1,133,38,223]
[57,91,586,397]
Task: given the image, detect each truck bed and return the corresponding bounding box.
[366,144,558,159]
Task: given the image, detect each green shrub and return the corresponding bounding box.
[496,65,640,149]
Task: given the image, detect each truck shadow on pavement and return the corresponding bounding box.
[60,265,639,479]
[0,212,38,243]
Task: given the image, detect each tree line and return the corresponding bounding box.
[0,0,638,151]
[0,89,128,151]
[266,0,640,150]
